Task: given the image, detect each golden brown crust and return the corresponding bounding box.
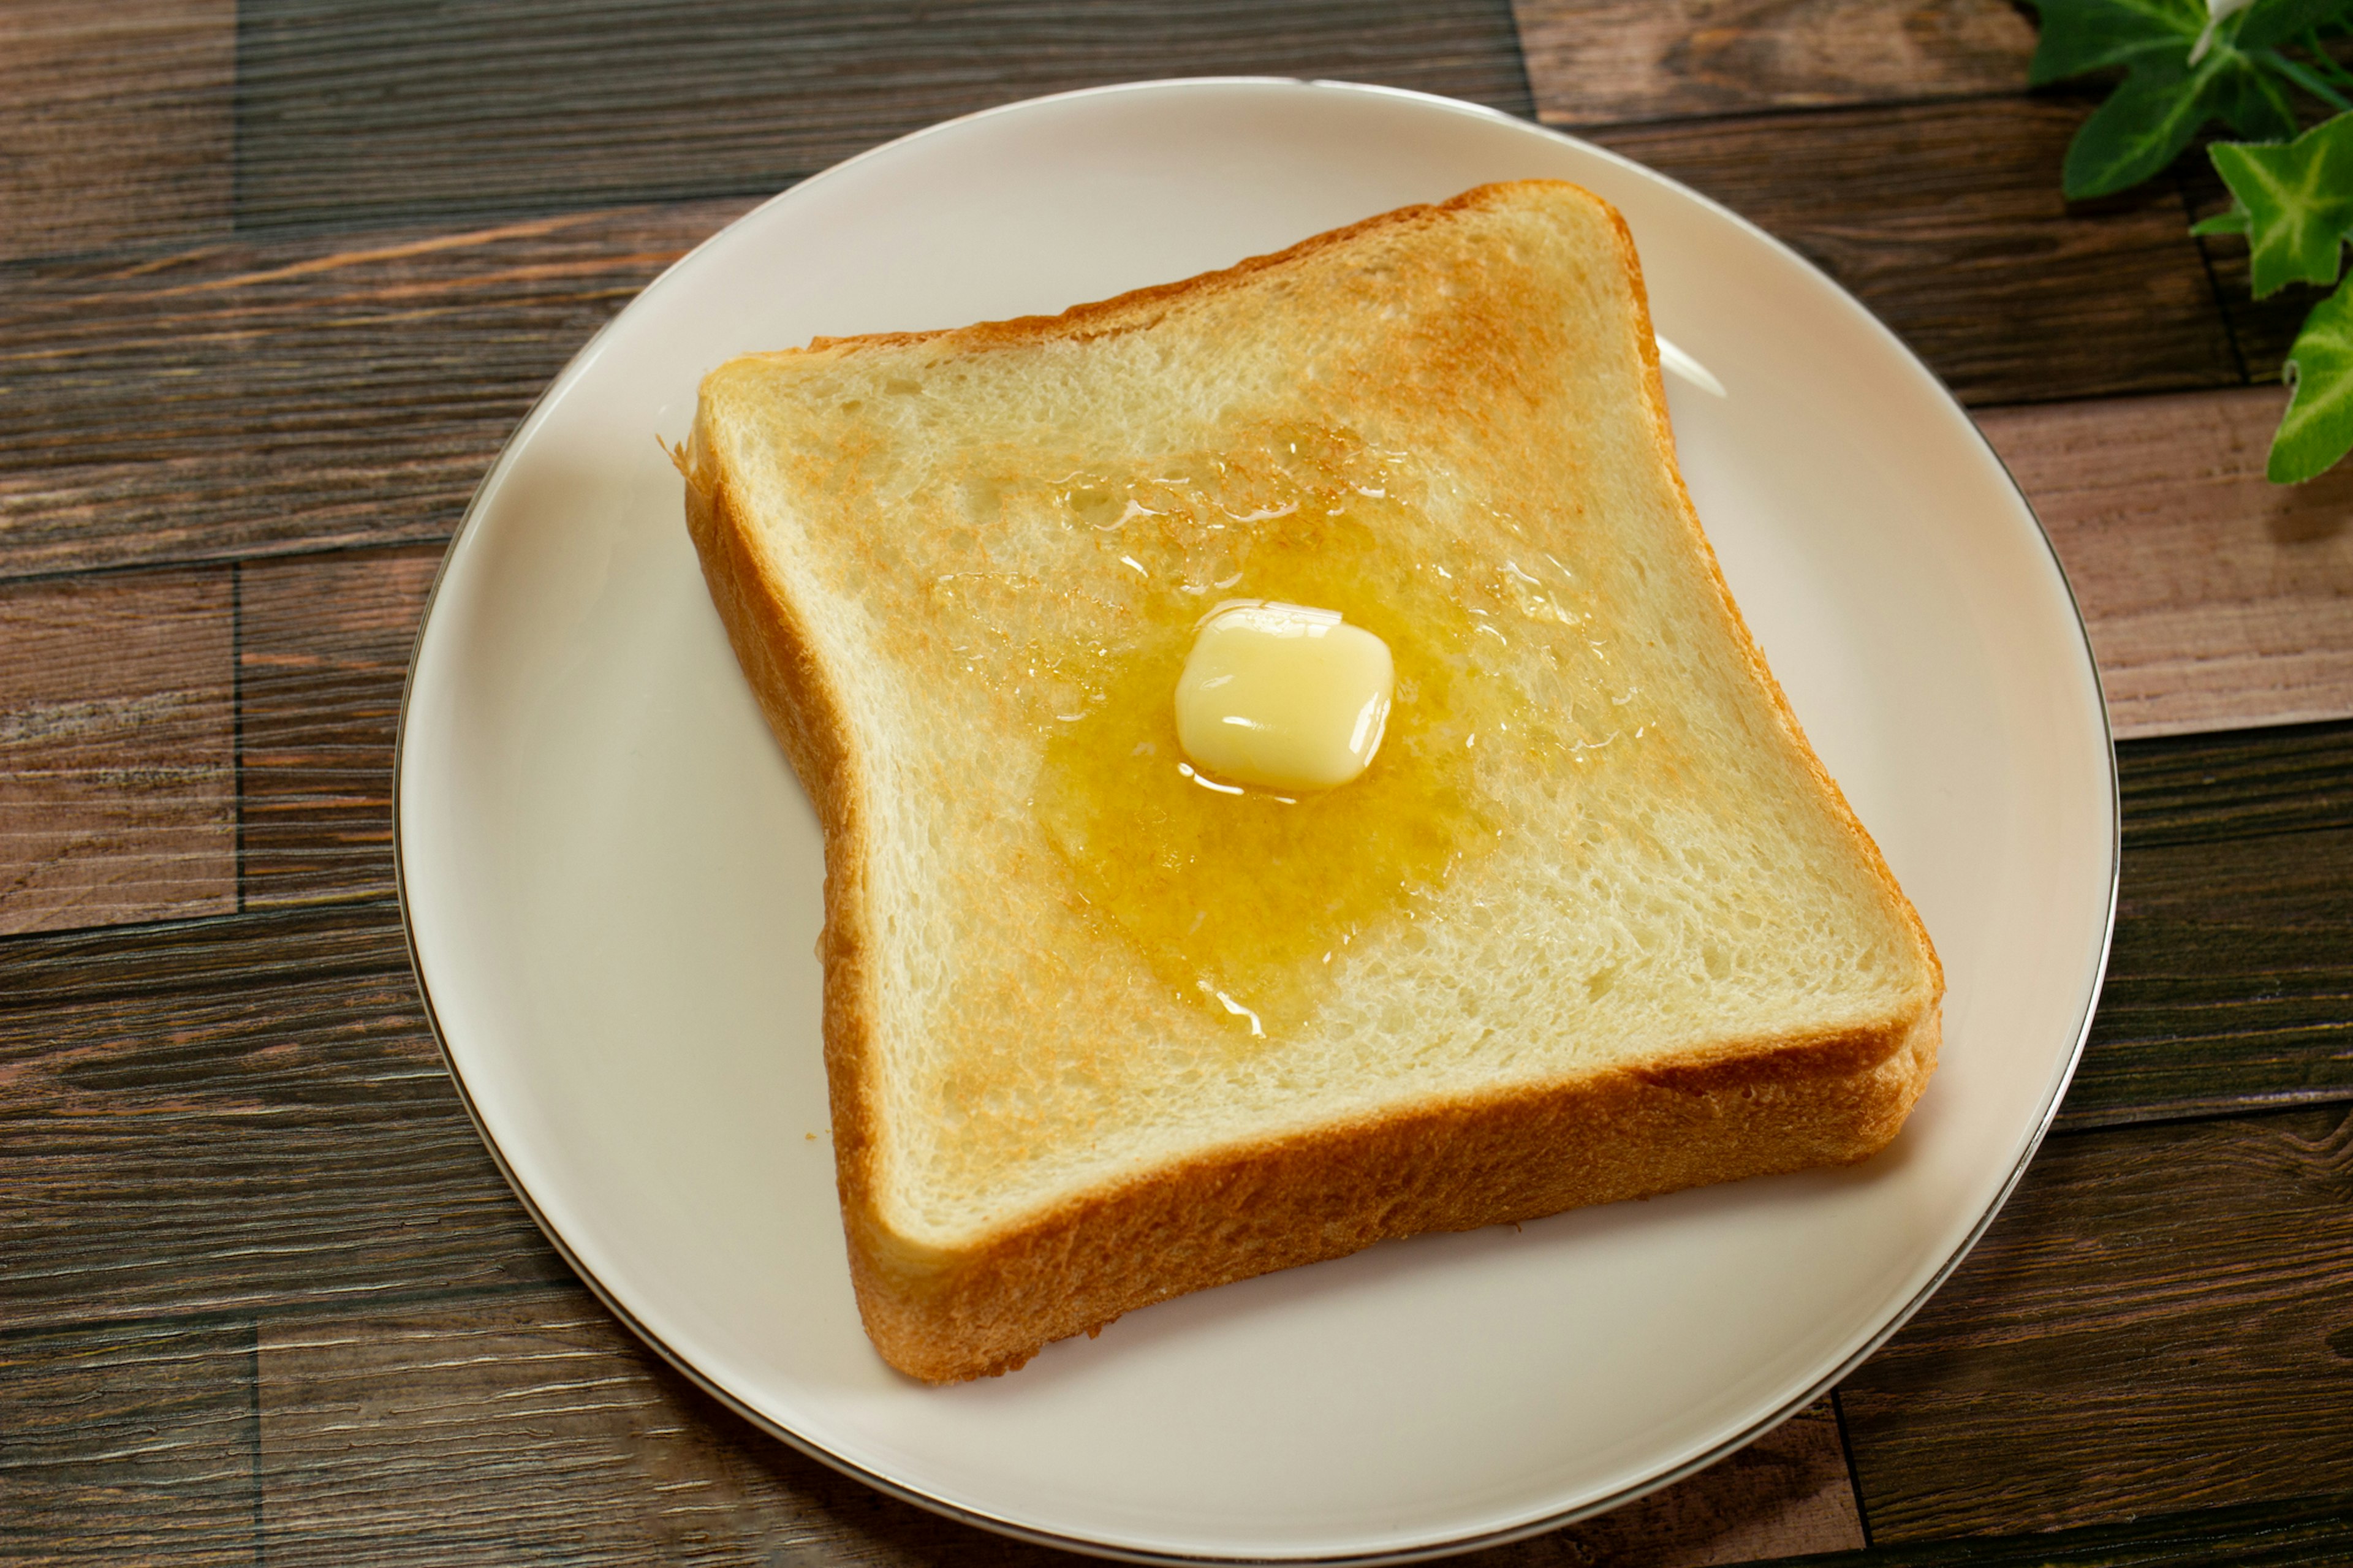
[790,183,1528,365]
[856,1011,1939,1382]
[681,180,1945,1385]
[681,439,886,1258]
[1592,200,1947,1006]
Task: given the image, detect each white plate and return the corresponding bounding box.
[396,80,2116,1564]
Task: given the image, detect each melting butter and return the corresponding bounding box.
[1174,600,1393,792]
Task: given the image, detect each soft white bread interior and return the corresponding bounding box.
[678,180,1942,1384]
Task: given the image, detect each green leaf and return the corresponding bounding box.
[2270,273,2353,479]
[2250,44,2353,112]
[2026,0,2203,85]
[2208,112,2353,292]
[2192,203,2255,233]
[2236,0,2353,50]
[2210,53,2302,136]
[2066,52,2230,195]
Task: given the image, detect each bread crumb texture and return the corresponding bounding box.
[681,181,1941,1382]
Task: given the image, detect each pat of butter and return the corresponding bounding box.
[1174,601,1393,792]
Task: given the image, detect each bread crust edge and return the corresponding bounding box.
[1590,192,1947,1014]
[680,433,889,1290]
[856,1008,1939,1383]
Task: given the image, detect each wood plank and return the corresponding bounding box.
[256,1289,1852,1566]
[1512,0,2035,126]
[1980,388,2353,738]
[0,567,235,936]
[0,0,235,263]
[230,0,1534,232]
[0,123,2259,612]
[1789,1490,2353,1566]
[0,903,569,1333]
[0,1318,257,1564]
[1839,1105,2353,1541]
[2059,824,2353,1129]
[2062,727,2353,1129]
[257,1295,860,1567]
[1586,103,2239,406]
[0,201,743,580]
[2120,719,2353,850]
[240,548,442,908]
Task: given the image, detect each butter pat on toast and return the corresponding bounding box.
[678,180,1942,1384]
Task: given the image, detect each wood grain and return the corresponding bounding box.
[2120,719,2353,850]
[0,568,235,936]
[0,0,236,263]
[0,114,2246,586]
[1789,1490,2353,1566]
[254,1290,1855,1566]
[1980,388,2353,738]
[230,0,1535,232]
[1512,0,2035,126]
[0,902,568,1333]
[1586,102,2239,406]
[2061,825,2353,1129]
[1840,1105,2353,1540]
[0,201,743,581]
[257,1295,868,1567]
[241,547,443,907]
[2063,722,2353,1129]
[0,1318,256,1564]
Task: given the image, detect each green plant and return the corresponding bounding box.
[2031,0,2353,479]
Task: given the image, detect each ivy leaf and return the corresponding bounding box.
[2028,0,2203,84]
[2207,50,2302,137]
[2270,272,2353,479]
[2034,0,2345,197]
[2065,51,2240,194]
[2207,113,2353,293]
[2192,203,2254,234]
[2237,0,2353,50]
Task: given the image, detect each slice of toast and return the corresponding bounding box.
[678,180,1942,1384]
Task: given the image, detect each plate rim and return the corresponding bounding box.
[391,75,2123,1565]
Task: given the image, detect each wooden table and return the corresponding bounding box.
[5,3,2350,1562]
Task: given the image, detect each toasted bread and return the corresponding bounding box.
[678,180,1942,1384]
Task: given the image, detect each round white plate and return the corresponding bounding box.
[396,80,2117,1564]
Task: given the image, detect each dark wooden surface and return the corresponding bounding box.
[1587,101,2239,407]
[6,2,2352,1564]
[230,0,1534,230]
